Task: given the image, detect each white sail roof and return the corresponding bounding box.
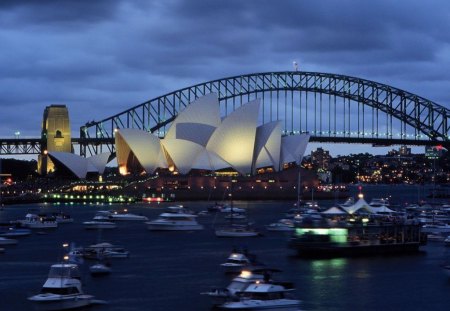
[253,121,282,172]
[321,206,348,215]
[115,129,166,174]
[165,93,220,140]
[206,99,261,175]
[280,134,311,166]
[341,198,372,214]
[191,149,231,171]
[161,139,205,174]
[175,123,216,147]
[87,153,111,174]
[48,152,89,179]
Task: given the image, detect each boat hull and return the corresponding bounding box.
[28,294,93,311]
[289,241,422,258]
[147,223,204,231]
[215,230,260,238]
[218,299,300,310]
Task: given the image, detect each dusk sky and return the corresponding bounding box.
[1,0,449,156]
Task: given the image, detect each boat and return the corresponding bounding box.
[82,242,130,259]
[82,221,117,230]
[146,212,204,231]
[215,224,261,238]
[89,262,112,276]
[266,219,295,232]
[18,214,58,229]
[110,210,148,221]
[288,217,427,258]
[0,237,18,245]
[444,236,450,246]
[220,206,246,213]
[201,269,269,305]
[421,223,450,234]
[220,248,262,274]
[224,212,247,220]
[217,282,301,310]
[53,212,74,224]
[0,227,32,237]
[201,268,290,306]
[442,264,450,277]
[28,263,95,310]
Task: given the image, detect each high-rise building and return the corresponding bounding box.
[399,145,411,156]
[311,147,330,169]
[38,105,71,175]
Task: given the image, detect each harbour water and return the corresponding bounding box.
[0,185,449,311]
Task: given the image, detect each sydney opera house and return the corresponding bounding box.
[115,93,310,177]
[48,93,310,179]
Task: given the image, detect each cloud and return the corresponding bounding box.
[0,0,448,157]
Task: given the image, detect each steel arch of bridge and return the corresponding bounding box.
[80,71,450,156]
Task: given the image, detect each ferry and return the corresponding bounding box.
[288,218,427,258]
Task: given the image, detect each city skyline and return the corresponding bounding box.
[0,1,449,157]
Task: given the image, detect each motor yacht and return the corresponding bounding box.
[422,223,450,234]
[18,214,58,229]
[220,248,261,274]
[266,219,295,232]
[444,236,450,246]
[220,206,246,213]
[146,212,204,231]
[217,282,301,310]
[0,237,18,245]
[52,212,74,224]
[201,269,268,305]
[89,262,112,276]
[105,209,149,221]
[83,242,130,259]
[215,224,261,238]
[28,263,95,310]
[83,221,117,230]
[0,227,31,237]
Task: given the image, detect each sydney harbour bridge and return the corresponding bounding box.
[1,71,449,156]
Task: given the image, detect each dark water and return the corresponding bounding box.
[0,185,449,311]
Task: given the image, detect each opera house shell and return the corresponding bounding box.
[115,93,310,176]
[47,152,111,179]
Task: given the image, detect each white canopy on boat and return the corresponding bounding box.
[341,198,372,214]
[321,206,348,215]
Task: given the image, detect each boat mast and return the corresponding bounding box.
[297,156,301,207]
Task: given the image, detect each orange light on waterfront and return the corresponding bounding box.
[119,165,128,175]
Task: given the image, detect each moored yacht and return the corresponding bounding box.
[220,248,261,274]
[18,214,58,229]
[28,263,94,310]
[215,224,261,237]
[217,282,301,310]
[83,221,117,230]
[146,212,203,231]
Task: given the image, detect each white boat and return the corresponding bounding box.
[215,225,261,238]
[221,206,245,213]
[201,269,268,305]
[225,213,247,220]
[18,214,58,229]
[0,237,18,245]
[266,219,295,232]
[444,236,450,246]
[442,264,450,277]
[83,221,117,229]
[146,212,203,231]
[218,282,300,310]
[83,242,130,259]
[28,263,95,310]
[108,209,149,221]
[422,223,450,234]
[90,262,111,276]
[0,228,32,237]
[220,248,260,274]
[53,212,74,224]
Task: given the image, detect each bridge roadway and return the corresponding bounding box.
[0,136,447,156]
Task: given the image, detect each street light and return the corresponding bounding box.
[14,131,20,139]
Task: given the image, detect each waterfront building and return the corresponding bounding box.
[311,147,330,170]
[115,93,310,176]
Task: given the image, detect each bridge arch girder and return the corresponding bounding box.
[80,71,450,156]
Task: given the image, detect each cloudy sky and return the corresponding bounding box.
[1,0,449,156]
